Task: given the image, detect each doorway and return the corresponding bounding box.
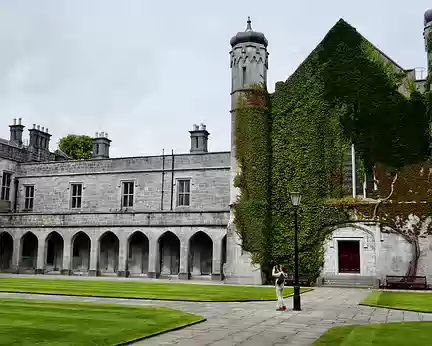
[338,240,360,274]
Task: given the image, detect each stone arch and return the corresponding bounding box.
[98,231,119,275]
[71,231,91,273]
[158,231,180,276]
[188,231,213,276]
[20,231,38,270]
[0,232,13,271]
[323,223,378,277]
[45,231,64,272]
[327,223,376,244]
[128,231,149,276]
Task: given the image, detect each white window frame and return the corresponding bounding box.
[70,182,83,210]
[121,180,135,209]
[1,171,12,201]
[176,179,191,207]
[24,185,35,211]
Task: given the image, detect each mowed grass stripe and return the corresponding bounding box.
[0,298,204,346]
[0,277,311,301]
[361,291,432,313]
[313,322,432,346]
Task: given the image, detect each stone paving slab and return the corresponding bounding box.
[0,287,431,345]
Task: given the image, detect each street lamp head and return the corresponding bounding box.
[290,191,302,207]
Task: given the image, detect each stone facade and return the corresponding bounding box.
[322,224,413,280]
[0,148,230,280]
[1,13,432,286]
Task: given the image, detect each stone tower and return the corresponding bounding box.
[224,17,269,285]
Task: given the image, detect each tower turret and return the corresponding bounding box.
[189,123,209,153]
[229,17,269,205]
[224,17,269,285]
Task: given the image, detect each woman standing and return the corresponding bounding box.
[272,263,287,311]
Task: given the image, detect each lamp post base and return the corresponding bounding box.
[293,285,301,311]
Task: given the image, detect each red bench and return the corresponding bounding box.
[385,275,428,290]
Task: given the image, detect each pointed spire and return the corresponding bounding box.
[246,16,252,31]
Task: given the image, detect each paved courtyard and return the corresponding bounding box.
[0,287,431,346]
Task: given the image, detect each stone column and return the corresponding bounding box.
[11,236,21,273]
[61,235,72,275]
[147,237,158,278]
[178,239,190,280]
[117,235,128,277]
[35,234,47,274]
[211,237,222,280]
[89,235,99,276]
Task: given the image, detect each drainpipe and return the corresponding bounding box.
[170,149,175,211]
[351,144,356,199]
[13,178,19,212]
[161,149,165,210]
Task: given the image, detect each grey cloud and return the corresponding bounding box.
[0,0,430,157]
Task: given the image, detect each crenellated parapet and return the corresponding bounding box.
[230,45,268,68]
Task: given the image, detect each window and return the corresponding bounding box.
[122,181,134,208]
[1,172,11,201]
[24,185,34,210]
[242,66,247,86]
[177,179,191,206]
[70,183,83,209]
[195,137,199,149]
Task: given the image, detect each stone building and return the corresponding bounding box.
[0,12,432,286]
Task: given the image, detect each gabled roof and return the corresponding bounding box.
[282,19,405,85]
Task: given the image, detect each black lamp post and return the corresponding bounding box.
[289,191,302,311]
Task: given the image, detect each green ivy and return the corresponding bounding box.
[233,19,432,282]
[233,85,272,267]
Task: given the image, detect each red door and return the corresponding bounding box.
[338,240,360,273]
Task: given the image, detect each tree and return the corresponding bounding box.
[57,135,93,160]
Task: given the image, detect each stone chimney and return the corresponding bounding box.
[9,118,25,146]
[189,123,210,153]
[29,123,51,150]
[92,131,111,159]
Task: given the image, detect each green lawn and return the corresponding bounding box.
[313,322,432,346]
[0,298,204,346]
[361,290,432,312]
[0,277,312,301]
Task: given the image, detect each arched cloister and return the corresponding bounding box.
[45,232,64,272]
[0,232,13,271]
[71,231,91,272]
[158,231,180,275]
[128,232,149,276]
[99,231,119,275]
[20,232,38,270]
[189,231,213,276]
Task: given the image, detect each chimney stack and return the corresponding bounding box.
[9,118,25,146]
[189,123,210,154]
[29,123,51,150]
[92,131,112,159]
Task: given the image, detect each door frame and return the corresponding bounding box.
[334,237,363,276]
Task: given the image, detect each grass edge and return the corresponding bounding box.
[0,288,314,302]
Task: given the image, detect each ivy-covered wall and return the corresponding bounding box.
[233,86,272,267]
[270,34,350,279]
[233,18,432,282]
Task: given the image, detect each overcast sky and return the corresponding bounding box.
[0,1,430,158]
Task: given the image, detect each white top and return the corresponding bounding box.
[272,266,287,287]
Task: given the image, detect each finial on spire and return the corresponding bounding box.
[246,16,252,31]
